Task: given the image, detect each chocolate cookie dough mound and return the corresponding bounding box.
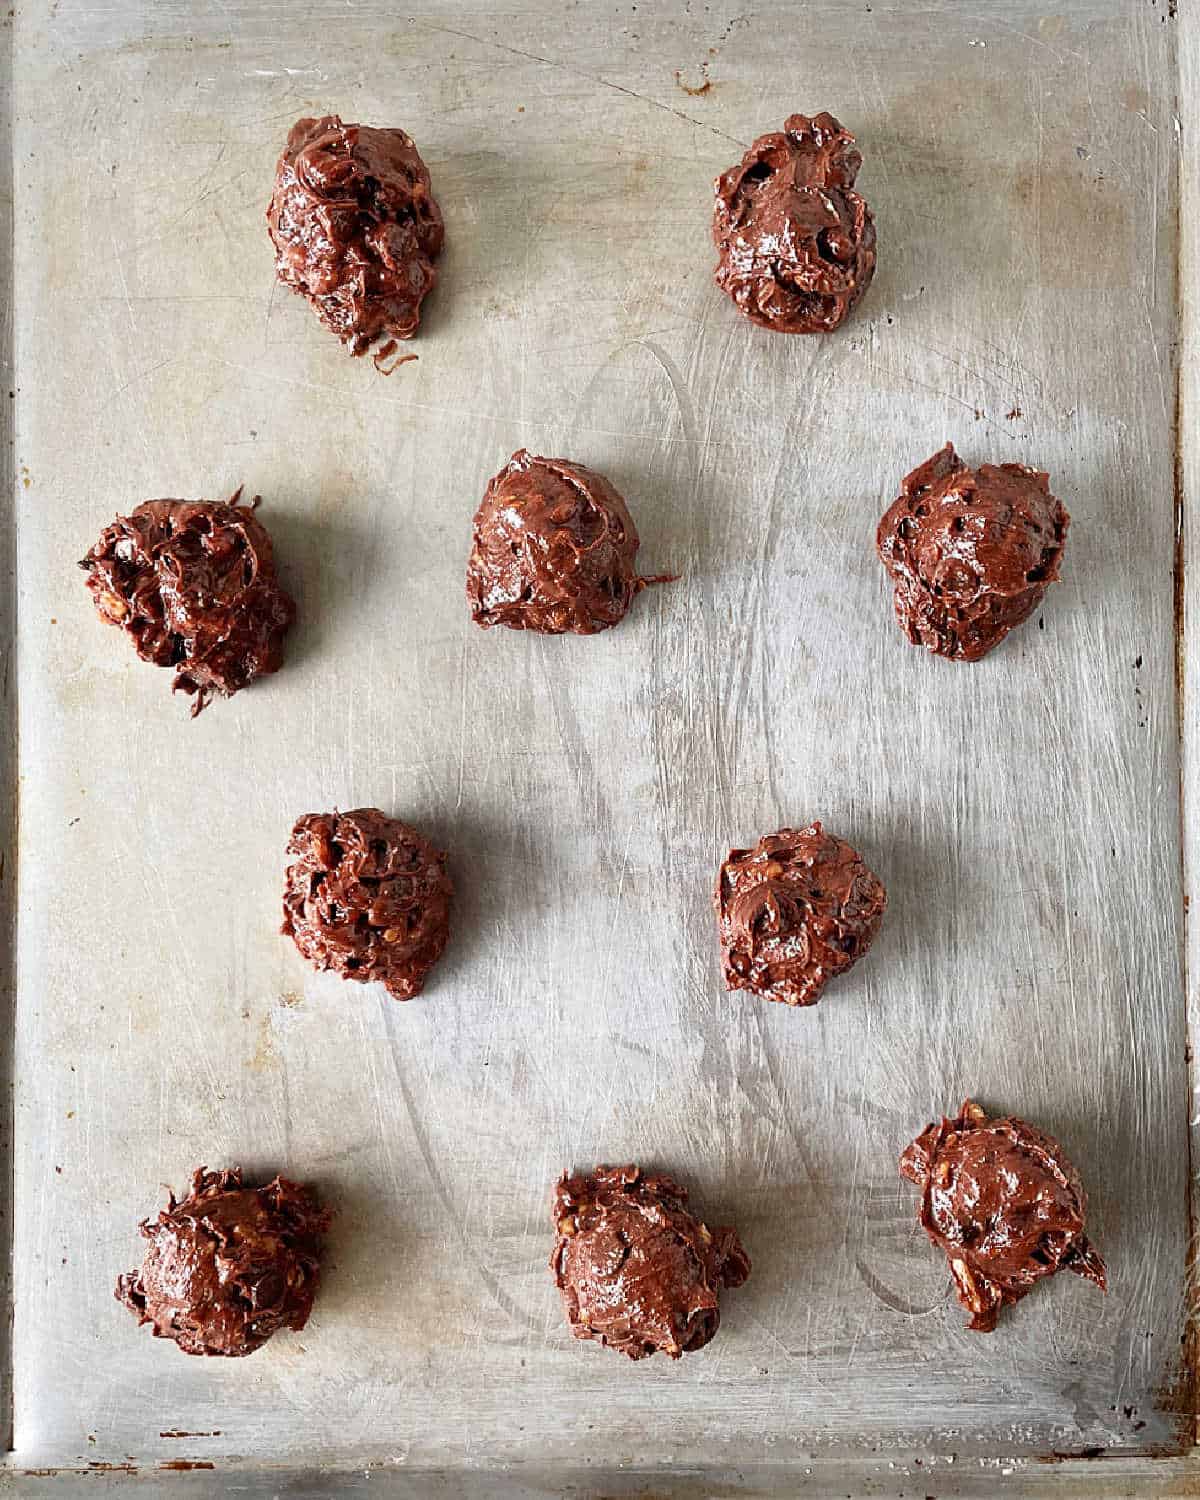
[281,807,452,1001]
[551,1164,750,1360]
[267,114,444,357]
[79,492,295,715]
[901,1099,1106,1332]
[713,111,876,334]
[467,450,672,634]
[715,823,885,1008]
[877,443,1070,661]
[115,1167,330,1357]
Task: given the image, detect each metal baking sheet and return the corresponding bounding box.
[7,0,1195,1493]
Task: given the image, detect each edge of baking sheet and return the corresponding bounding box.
[1181,0,1200,1460]
[0,0,14,1465]
[5,1455,1200,1499]
[1,3,1197,1496]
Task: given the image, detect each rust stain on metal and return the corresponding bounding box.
[674,63,712,95]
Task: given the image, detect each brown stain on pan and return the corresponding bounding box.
[674,63,712,95]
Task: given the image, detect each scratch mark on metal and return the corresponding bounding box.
[414,20,747,147]
[853,1255,944,1317]
[382,1007,541,1335]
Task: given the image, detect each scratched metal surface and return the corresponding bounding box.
[6,0,1189,1486]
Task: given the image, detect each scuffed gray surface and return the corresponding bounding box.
[6,0,1191,1487]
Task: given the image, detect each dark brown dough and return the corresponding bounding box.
[466,450,672,634]
[281,808,452,1001]
[550,1164,750,1361]
[115,1167,330,1357]
[877,443,1070,661]
[715,823,886,1008]
[712,111,876,334]
[266,114,444,358]
[79,492,295,715]
[900,1099,1107,1332]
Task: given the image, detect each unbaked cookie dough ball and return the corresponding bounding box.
[79,493,295,715]
[877,443,1069,661]
[115,1167,330,1357]
[900,1098,1106,1332]
[267,114,444,358]
[281,808,452,1002]
[715,823,886,1008]
[467,450,672,634]
[551,1164,750,1360]
[713,111,876,333]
